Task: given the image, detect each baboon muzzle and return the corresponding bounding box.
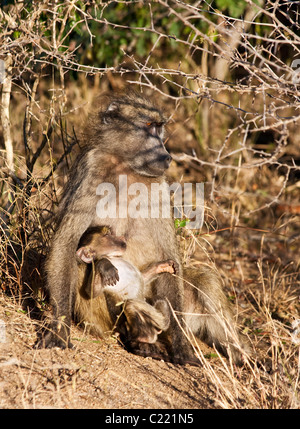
[160,153,172,169]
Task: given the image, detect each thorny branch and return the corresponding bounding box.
[0,0,299,227]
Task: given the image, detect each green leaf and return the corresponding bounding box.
[175,218,190,228]
[215,0,248,18]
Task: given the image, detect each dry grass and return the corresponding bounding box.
[0,259,299,409]
[0,153,299,409]
[1,0,300,409]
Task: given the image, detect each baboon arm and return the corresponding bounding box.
[95,258,119,287]
[44,214,93,348]
[84,257,120,300]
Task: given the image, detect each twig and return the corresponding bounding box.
[1,54,13,174]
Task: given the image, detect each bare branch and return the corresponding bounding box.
[1,55,13,173]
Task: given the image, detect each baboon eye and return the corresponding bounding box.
[146,122,163,127]
[146,122,164,137]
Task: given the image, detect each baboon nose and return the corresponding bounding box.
[163,154,172,168]
[120,239,126,249]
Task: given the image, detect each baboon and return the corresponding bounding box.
[75,225,175,344]
[77,226,249,364]
[76,225,178,300]
[37,90,248,364]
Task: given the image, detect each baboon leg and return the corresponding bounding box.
[37,214,92,349]
[142,259,179,285]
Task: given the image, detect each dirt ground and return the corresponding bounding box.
[1,248,299,409]
[0,133,298,410]
[0,293,221,409]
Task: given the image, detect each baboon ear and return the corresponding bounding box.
[103,101,119,124]
[106,101,119,113]
[76,247,95,264]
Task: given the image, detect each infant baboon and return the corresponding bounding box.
[76,225,178,301]
[75,225,175,345]
[77,226,249,364]
[38,90,248,365]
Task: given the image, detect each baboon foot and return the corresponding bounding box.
[157,259,179,275]
[126,341,170,362]
[125,339,200,366]
[123,299,169,344]
[101,264,119,287]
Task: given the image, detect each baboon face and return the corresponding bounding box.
[100,92,172,177]
[76,226,127,263]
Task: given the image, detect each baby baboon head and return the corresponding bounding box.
[76,226,126,264]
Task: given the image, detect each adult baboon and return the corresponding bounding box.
[38,91,248,364]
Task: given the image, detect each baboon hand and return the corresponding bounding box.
[102,265,119,286]
[97,258,119,286]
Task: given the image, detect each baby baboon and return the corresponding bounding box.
[76,228,248,365]
[75,225,174,344]
[76,225,178,301]
[38,90,247,365]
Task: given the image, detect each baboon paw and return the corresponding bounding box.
[127,341,199,366]
[102,265,119,287]
[171,353,200,366]
[158,259,179,275]
[128,341,170,362]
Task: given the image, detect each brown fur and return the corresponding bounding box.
[37,91,248,365]
[37,91,192,363]
[182,266,250,365]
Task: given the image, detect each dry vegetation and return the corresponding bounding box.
[0,0,299,409]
